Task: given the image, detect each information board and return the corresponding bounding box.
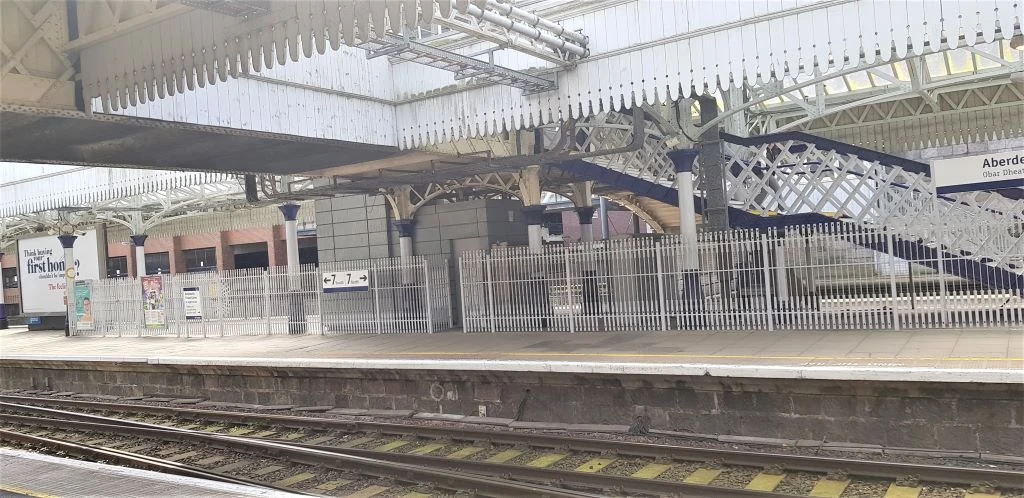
[322,270,370,293]
[183,287,203,320]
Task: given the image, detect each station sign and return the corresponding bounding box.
[17,229,104,314]
[322,270,370,293]
[931,150,1024,194]
[183,287,203,320]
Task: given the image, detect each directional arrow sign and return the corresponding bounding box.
[322,270,370,293]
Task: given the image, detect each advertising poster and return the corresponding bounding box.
[183,287,203,320]
[141,275,166,328]
[74,281,94,330]
[17,230,103,314]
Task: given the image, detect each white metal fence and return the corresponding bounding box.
[73,256,452,337]
[459,223,1023,332]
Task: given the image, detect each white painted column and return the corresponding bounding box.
[394,220,415,260]
[280,204,301,280]
[670,149,700,271]
[279,204,304,334]
[130,234,147,277]
[523,206,546,253]
[0,251,7,330]
[58,234,77,336]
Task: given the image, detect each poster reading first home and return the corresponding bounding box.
[17,230,104,314]
[141,275,166,328]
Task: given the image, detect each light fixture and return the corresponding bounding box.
[1011,33,1024,50]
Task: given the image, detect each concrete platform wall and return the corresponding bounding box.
[314,195,530,264]
[2,360,1020,455]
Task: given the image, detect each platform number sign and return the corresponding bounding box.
[322,270,370,293]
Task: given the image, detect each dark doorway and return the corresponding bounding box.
[299,246,318,265]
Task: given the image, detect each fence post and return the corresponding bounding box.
[655,242,668,331]
[887,230,900,331]
[458,257,468,332]
[315,268,324,335]
[372,260,382,334]
[423,258,434,334]
[215,276,223,337]
[564,246,575,333]
[442,259,453,329]
[485,254,497,333]
[936,224,950,326]
[264,270,272,335]
[759,230,775,332]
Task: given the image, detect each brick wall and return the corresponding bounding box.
[105,226,289,274]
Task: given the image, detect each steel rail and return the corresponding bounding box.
[0,410,600,498]
[0,405,781,498]
[285,440,791,498]
[3,396,1022,489]
[0,429,310,494]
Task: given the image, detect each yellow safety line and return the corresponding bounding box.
[884,484,922,498]
[485,449,522,463]
[683,468,722,485]
[746,473,785,492]
[374,440,411,451]
[809,479,850,498]
[408,443,446,455]
[632,463,672,479]
[445,446,485,459]
[575,458,615,473]
[526,453,567,468]
[0,486,60,498]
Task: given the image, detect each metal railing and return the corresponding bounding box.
[459,223,1023,332]
[73,256,452,337]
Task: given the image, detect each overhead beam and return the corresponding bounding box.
[62,3,192,53]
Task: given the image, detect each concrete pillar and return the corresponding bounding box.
[575,206,596,243]
[394,219,415,259]
[669,149,700,270]
[518,165,545,253]
[668,148,703,309]
[279,203,304,334]
[0,251,6,330]
[129,234,147,277]
[58,234,77,336]
[280,204,301,275]
[598,197,610,240]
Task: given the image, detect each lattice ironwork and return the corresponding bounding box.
[724,138,1024,274]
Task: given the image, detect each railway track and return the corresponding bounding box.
[0,407,603,498]
[2,395,1022,498]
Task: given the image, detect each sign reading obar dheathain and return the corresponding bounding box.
[322,270,370,293]
[931,150,1024,194]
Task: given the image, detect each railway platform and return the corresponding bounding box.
[0,325,1020,383]
[0,448,289,497]
[1,326,1021,455]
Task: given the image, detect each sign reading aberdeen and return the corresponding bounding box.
[931,150,1024,194]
